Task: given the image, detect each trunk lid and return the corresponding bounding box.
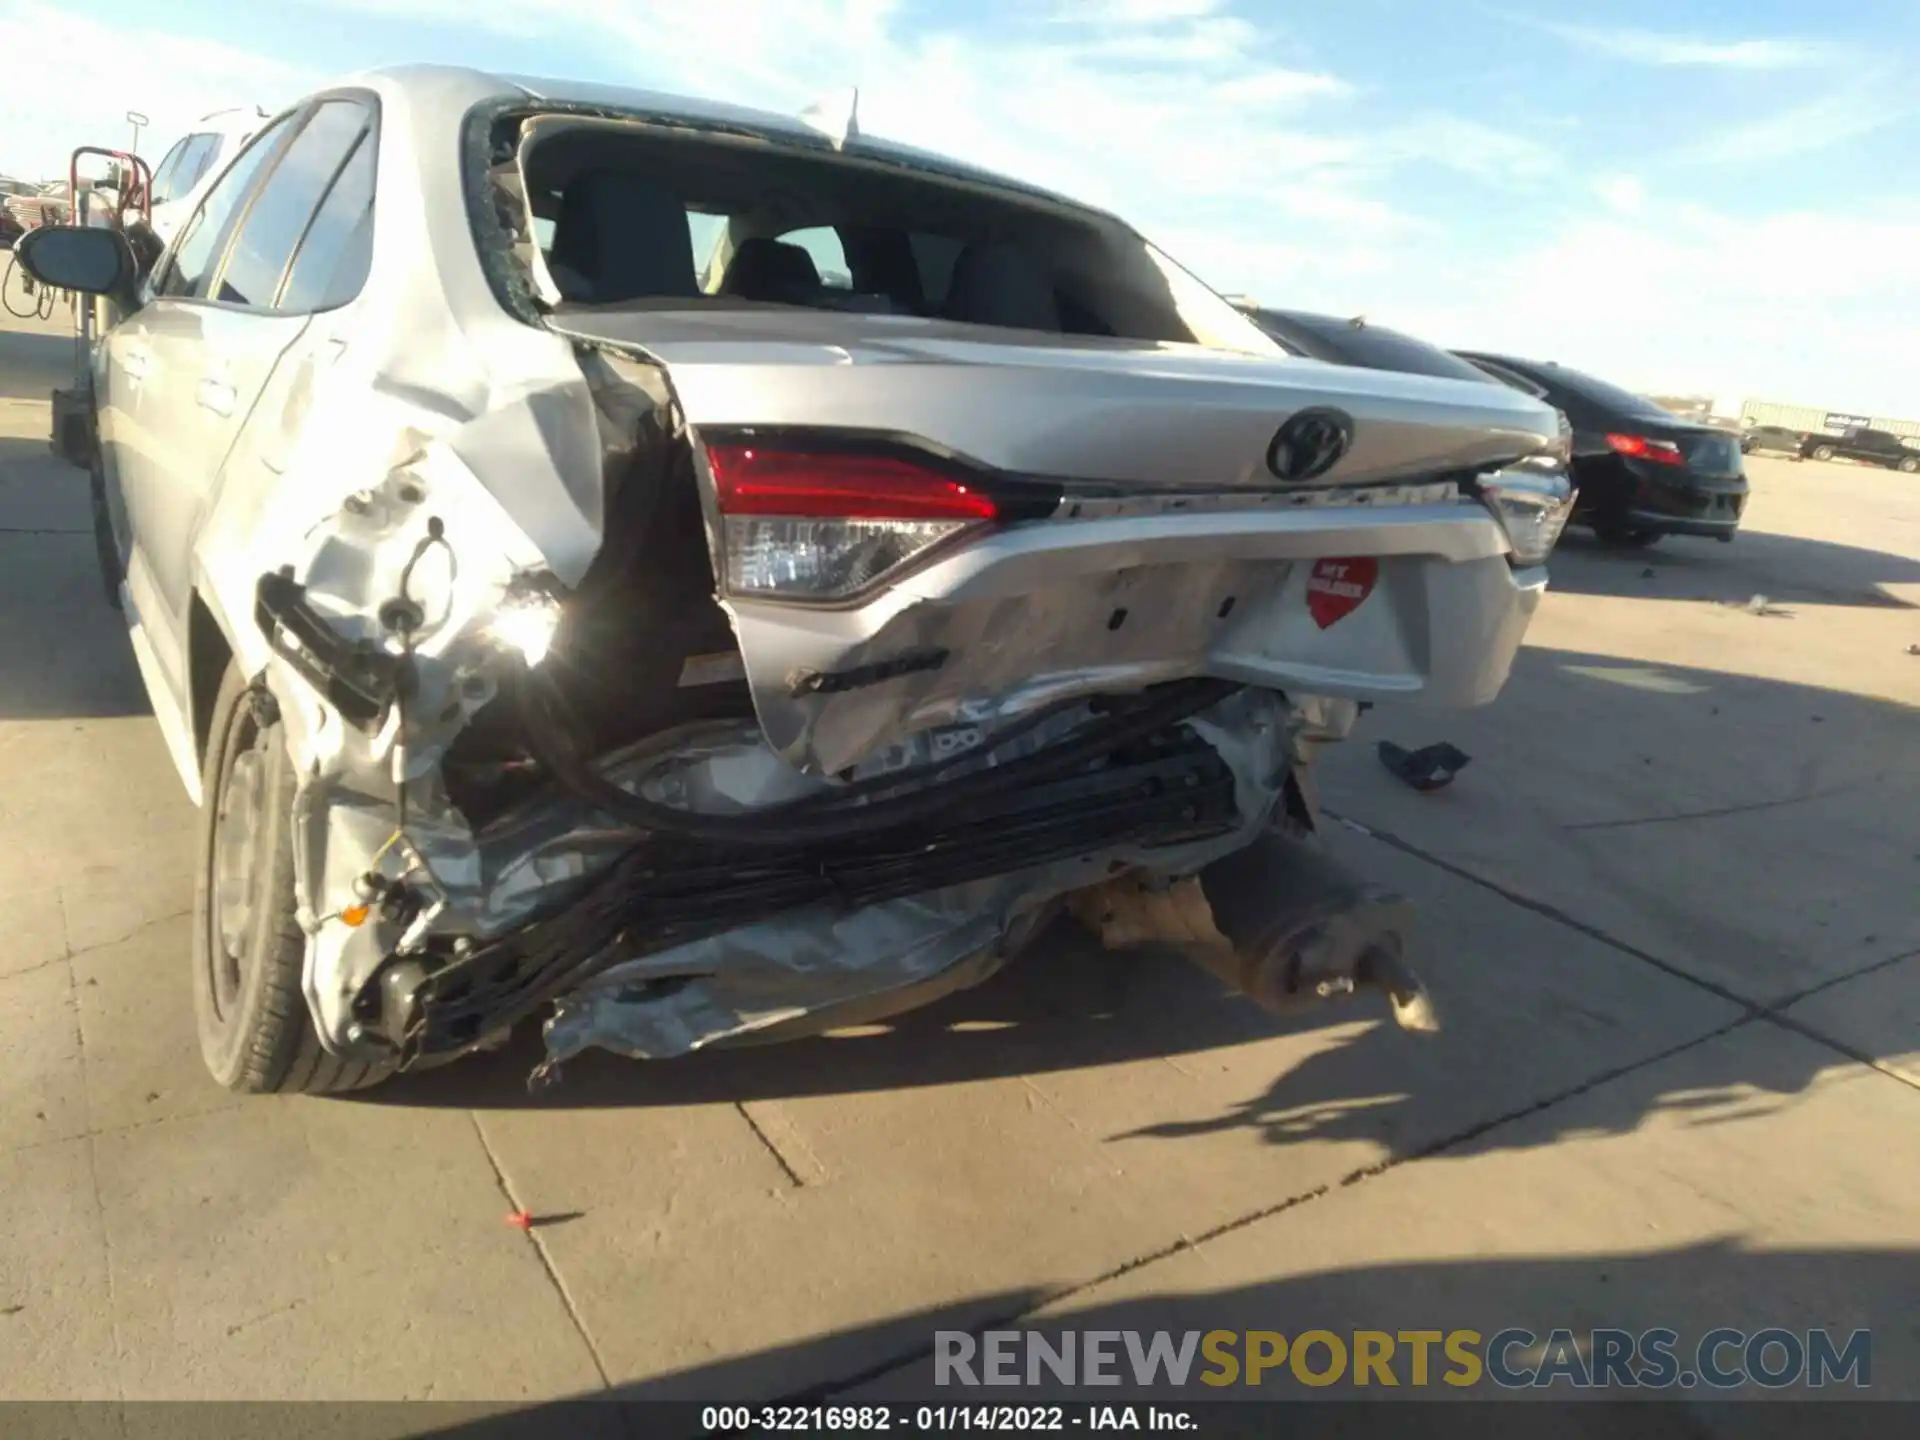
[554,307,1560,774]
[550,307,1561,490]
[1653,422,1744,479]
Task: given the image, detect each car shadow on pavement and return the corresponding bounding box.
[356,925,1306,1112]
[0,435,150,719]
[0,320,83,400]
[1544,528,1920,610]
[356,643,1919,1190]
[402,1242,1912,1435]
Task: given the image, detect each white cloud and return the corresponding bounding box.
[323,0,1422,294]
[1374,114,1560,184]
[1594,175,1644,215]
[1682,81,1916,164]
[0,2,318,180]
[1414,203,1920,415]
[1523,18,1847,70]
[1050,0,1227,23]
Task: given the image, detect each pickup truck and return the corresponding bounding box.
[1802,427,1920,473]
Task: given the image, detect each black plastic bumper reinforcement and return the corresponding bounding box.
[359,688,1244,1061]
[254,569,407,732]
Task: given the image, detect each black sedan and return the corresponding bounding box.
[1243,307,1537,390]
[1455,352,1747,547]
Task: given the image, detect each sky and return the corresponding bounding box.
[2,0,1915,415]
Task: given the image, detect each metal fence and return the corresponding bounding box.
[1740,399,1920,443]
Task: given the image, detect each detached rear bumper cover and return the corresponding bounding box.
[537,688,1295,1064]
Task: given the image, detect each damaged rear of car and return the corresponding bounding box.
[20,66,1572,1094]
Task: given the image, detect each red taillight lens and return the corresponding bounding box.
[1605,433,1685,466]
[707,444,1001,521]
[703,442,1005,601]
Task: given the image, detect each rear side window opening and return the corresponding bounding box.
[474,107,1282,356]
[151,132,221,205]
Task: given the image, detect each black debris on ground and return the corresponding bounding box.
[1377,740,1471,793]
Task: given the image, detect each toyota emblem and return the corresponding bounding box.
[1267,407,1354,483]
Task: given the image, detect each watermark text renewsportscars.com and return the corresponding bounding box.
[934,1328,1871,1391]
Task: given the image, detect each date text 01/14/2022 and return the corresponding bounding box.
[700,1404,1199,1431]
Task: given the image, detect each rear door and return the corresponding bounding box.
[106,111,297,694]
[115,99,377,693]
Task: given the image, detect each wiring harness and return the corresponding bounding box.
[362,676,1245,1061]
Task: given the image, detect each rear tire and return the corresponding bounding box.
[193,660,392,1094]
[1811,444,1836,461]
[1899,457,1918,474]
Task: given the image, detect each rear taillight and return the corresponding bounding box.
[705,442,1014,601]
[1478,468,1575,567]
[1606,433,1685,467]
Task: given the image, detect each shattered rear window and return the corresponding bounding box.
[471,106,1282,355]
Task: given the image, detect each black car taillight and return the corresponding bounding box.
[1605,433,1685,467]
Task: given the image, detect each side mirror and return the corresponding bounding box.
[13,224,138,303]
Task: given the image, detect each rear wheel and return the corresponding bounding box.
[1898,456,1918,474]
[193,660,392,1094]
[1811,444,1836,461]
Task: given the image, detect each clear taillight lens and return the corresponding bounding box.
[724,516,971,597]
[705,442,1006,602]
[1479,467,1576,567]
[1549,409,1573,467]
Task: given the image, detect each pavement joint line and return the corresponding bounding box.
[1,908,197,986]
[1558,779,1877,832]
[3,952,75,981]
[1323,808,1763,1017]
[1757,1009,1920,1097]
[1751,943,1920,1014]
[1,1102,243,1159]
[790,1008,1765,1405]
[1018,1074,1095,1137]
[466,1110,613,1389]
[64,921,129,1404]
[1332,808,1920,1081]
[735,1099,830,1187]
[61,909,194,967]
[734,1101,807,1189]
[1336,814,1920,1090]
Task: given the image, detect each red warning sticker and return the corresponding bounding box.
[1305,557,1379,629]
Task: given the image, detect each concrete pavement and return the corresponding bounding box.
[2,304,1917,1421]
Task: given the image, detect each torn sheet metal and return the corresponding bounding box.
[539,688,1293,1064]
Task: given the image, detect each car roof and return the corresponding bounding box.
[1248,307,1505,384]
[189,105,269,134]
[1260,308,1432,348]
[459,69,1106,219]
